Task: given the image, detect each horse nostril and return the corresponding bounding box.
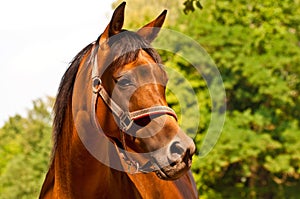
[170,141,185,156]
[168,140,196,166]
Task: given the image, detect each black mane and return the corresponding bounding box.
[52,43,93,153]
[52,30,161,153]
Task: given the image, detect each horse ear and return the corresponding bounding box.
[137,10,167,43]
[99,2,126,47]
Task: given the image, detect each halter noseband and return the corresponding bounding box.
[90,43,177,173]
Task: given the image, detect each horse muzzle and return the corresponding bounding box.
[151,133,196,180]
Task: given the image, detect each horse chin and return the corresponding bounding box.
[154,160,192,181]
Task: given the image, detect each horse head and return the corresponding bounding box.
[83,2,195,180]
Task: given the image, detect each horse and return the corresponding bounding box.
[39,2,198,198]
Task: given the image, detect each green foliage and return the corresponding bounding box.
[0,97,53,198]
[176,0,300,198]
[183,0,203,14]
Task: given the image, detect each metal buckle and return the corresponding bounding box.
[119,112,133,132]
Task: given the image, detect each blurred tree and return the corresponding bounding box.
[183,0,203,14]
[176,1,300,198]
[0,97,53,198]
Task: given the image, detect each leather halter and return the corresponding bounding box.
[92,76,177,132]
[89,43,177,173]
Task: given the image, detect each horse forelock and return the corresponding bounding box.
[106,30,162,72]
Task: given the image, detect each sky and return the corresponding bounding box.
[0,0,115,126]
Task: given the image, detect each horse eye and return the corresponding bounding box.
[117,78,132,87]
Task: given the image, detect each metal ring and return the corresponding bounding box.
[92,77,102,93]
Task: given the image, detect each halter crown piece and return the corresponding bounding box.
[90,43,178,173]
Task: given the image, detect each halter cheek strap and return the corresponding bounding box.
[92,76,134,132]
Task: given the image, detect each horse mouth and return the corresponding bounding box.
[150,141,195,180]
[154,156,193,180]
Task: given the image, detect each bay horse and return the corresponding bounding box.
[40,2,198,198]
